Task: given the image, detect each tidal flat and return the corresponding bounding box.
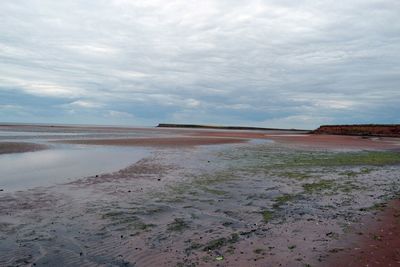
[1,125,400,266]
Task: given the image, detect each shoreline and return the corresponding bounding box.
[2,130,400,155]
[157,123,309,132]
[52,136,248,147]
[190,130,400,150]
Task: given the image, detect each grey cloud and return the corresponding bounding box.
[0,0,399,127]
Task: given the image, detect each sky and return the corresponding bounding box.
[0,0,399,129]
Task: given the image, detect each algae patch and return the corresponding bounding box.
[302,180,335,193]
[167,218,189,232]
[203,233,239,251]
[273,194,297,208]
[260,210,274,223]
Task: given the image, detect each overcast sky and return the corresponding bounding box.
[0,0,399,129]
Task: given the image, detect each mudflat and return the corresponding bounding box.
[1,124,400,266]
[0,142,47,154]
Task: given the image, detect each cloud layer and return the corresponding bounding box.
[1,0,399,128]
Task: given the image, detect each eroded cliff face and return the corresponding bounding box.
[312,125,400,137]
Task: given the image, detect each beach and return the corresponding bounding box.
[1,124,400,266]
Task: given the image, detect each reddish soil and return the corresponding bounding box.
[313,125,400,137]
[265,134,400,150]
[0,142,48,154]
[323,199,400,267]
[54,137,247,147]
[190,130,271,139]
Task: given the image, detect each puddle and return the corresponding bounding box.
[0,146,149,191]
[248,138,274,145]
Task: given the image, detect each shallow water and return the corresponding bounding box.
[0,129,168,141]
[0,124,185,140]
[0,145,148,191]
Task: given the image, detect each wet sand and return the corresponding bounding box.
[324,199,400,266]
[1,125,400,266]
[0,142,48,154]
[265,134,400,150]
[190,129,400,150]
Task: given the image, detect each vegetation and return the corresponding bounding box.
[253,248,265,254]
[101,211,155,232]
[302,180,336,193]
[203,233,239,251]
[287,151,400,167]
[277,171,314,180]
[273,194,297,208]
[167,218,189,232]
[261,210,273,223]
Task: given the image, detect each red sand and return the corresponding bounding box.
[54,137,247,147]
[54,131,400,150]
[323,199,400,266]
[190,130,272,139]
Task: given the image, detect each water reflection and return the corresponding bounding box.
[0,146,148,191]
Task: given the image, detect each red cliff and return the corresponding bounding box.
[312,124,400,137]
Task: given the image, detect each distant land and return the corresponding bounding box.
[157,123,309,132]
[313,124,400,137]
[158,123,400,137]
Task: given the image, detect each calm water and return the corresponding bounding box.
[0,125,190,191]
[0,129,168,141]
[0,124,272,192]
[0,146,148,191]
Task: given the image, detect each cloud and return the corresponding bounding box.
[64,44,119,56]
[313,99,355,110]
[105,110,134,118]
[66,100,104,109]
[0,0,399,128]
